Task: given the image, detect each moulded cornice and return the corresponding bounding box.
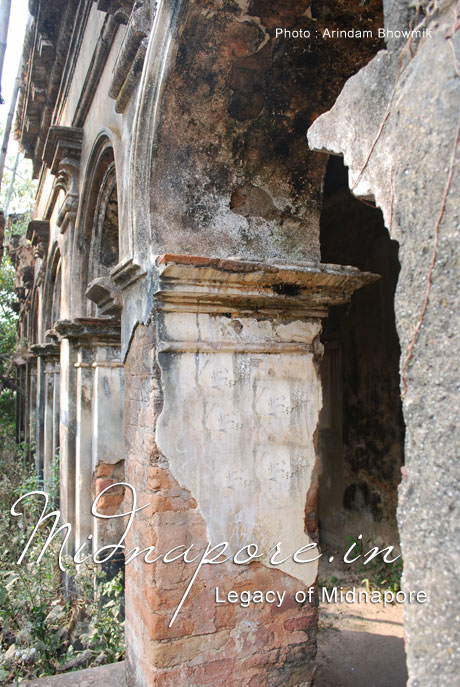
[43,126,83,175]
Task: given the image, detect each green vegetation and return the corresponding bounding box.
[0,255,17,441]
[0,150,124,683]
[0,448,125,683]
[347,535,403,595]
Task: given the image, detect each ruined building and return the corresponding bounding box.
[7,0,460,685]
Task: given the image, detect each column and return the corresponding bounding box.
[75,344,94,550]
[124,254,377,686]
[55,318,123,557]
[30,343,60,490]
[91,343,124,570]
[56,332,78,550]
[27,355,37,462]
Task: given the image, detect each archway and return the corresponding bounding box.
[316,155,407,685]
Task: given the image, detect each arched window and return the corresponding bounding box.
[79,141,120,317]
[43,245,62,334]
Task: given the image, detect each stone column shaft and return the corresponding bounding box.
[75,345,95,550]
[35,355,45,481]
[91,345,124,552]
[30,343,60,491]
[58,337,78,546]
[55,318,123,556]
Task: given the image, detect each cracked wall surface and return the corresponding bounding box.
[308,2,460,684]
[124,321,319,687]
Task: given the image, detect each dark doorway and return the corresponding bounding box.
[318,155,405,552]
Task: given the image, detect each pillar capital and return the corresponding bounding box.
[54,318,121,345]
[154,253,378,318]
[152,253,378,589]
[30,342,60,359]
[43,126,83,175]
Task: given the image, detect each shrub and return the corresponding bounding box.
[0,445,125,684]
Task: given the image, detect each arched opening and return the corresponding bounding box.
[43,246,62,334]
[77,140,120,317]
[39,247,62,494]
[50,263,61,330]
[318,155,404,550]
[86,159,119,316]
[73,141,124,585]
[316,155,407,685]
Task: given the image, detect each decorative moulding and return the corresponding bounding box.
[26,220,50,258]
[86,276,122,316]
[111,257,146,290]
[108,0,153,113]
[29,342,60,359]
[42,126,83,175]
[154,254,379,318]
[54,318,121,343]
[95,0,134,23]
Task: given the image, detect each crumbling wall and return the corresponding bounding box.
[131,0,383,264]
[308,1,460,684]
[123,321,319,687]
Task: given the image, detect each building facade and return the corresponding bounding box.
[7,0,460,685]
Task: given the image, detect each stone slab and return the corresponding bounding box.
[23,661,126,687]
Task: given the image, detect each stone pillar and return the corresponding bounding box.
[15,364,25,444]
[91,344,124,555]
[27,355,37,461]
[53,362,60,484]
[75,344,95,550]
[55,318,123,556]
[124,254,376,687]
[74,337,125,554]
[56,333,78,546]
[30,343,60,490]
[34,354,45,481]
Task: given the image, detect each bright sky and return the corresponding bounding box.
[1,0,30,140]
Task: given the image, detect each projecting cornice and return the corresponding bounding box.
[16,0,81,177]
[26,220,50,260]
[107,0,154,113]
[54,317,121,343]
[43,127,83,175]
[94,0,135,23]
[154,254,379,318]
[29,343,60,359]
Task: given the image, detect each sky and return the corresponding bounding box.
[1,0,30,141]
[0,0,34,212]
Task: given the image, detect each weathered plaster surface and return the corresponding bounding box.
[123,320,320,687]
[154,256,377,586]
[130,0,383,267]
[308,3,460,684]
[156,314,322,585]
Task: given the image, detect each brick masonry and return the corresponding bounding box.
[123,323,318,687]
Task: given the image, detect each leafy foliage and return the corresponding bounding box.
[0,134,36,220]
[0,141,36,438]
[0,447,125,683]
[0,257,17,438]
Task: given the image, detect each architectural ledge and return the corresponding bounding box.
[27,220,50,259]
[13,345,36,366]
[154,254,379,316]
[108,0,152,113]
[43,126,83,174]
[26,220,50,245]
[86,277,122,315]
[111,257,146,289]
[30,343,60,358]
[54,318,121,343]
[95,0,134,23]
